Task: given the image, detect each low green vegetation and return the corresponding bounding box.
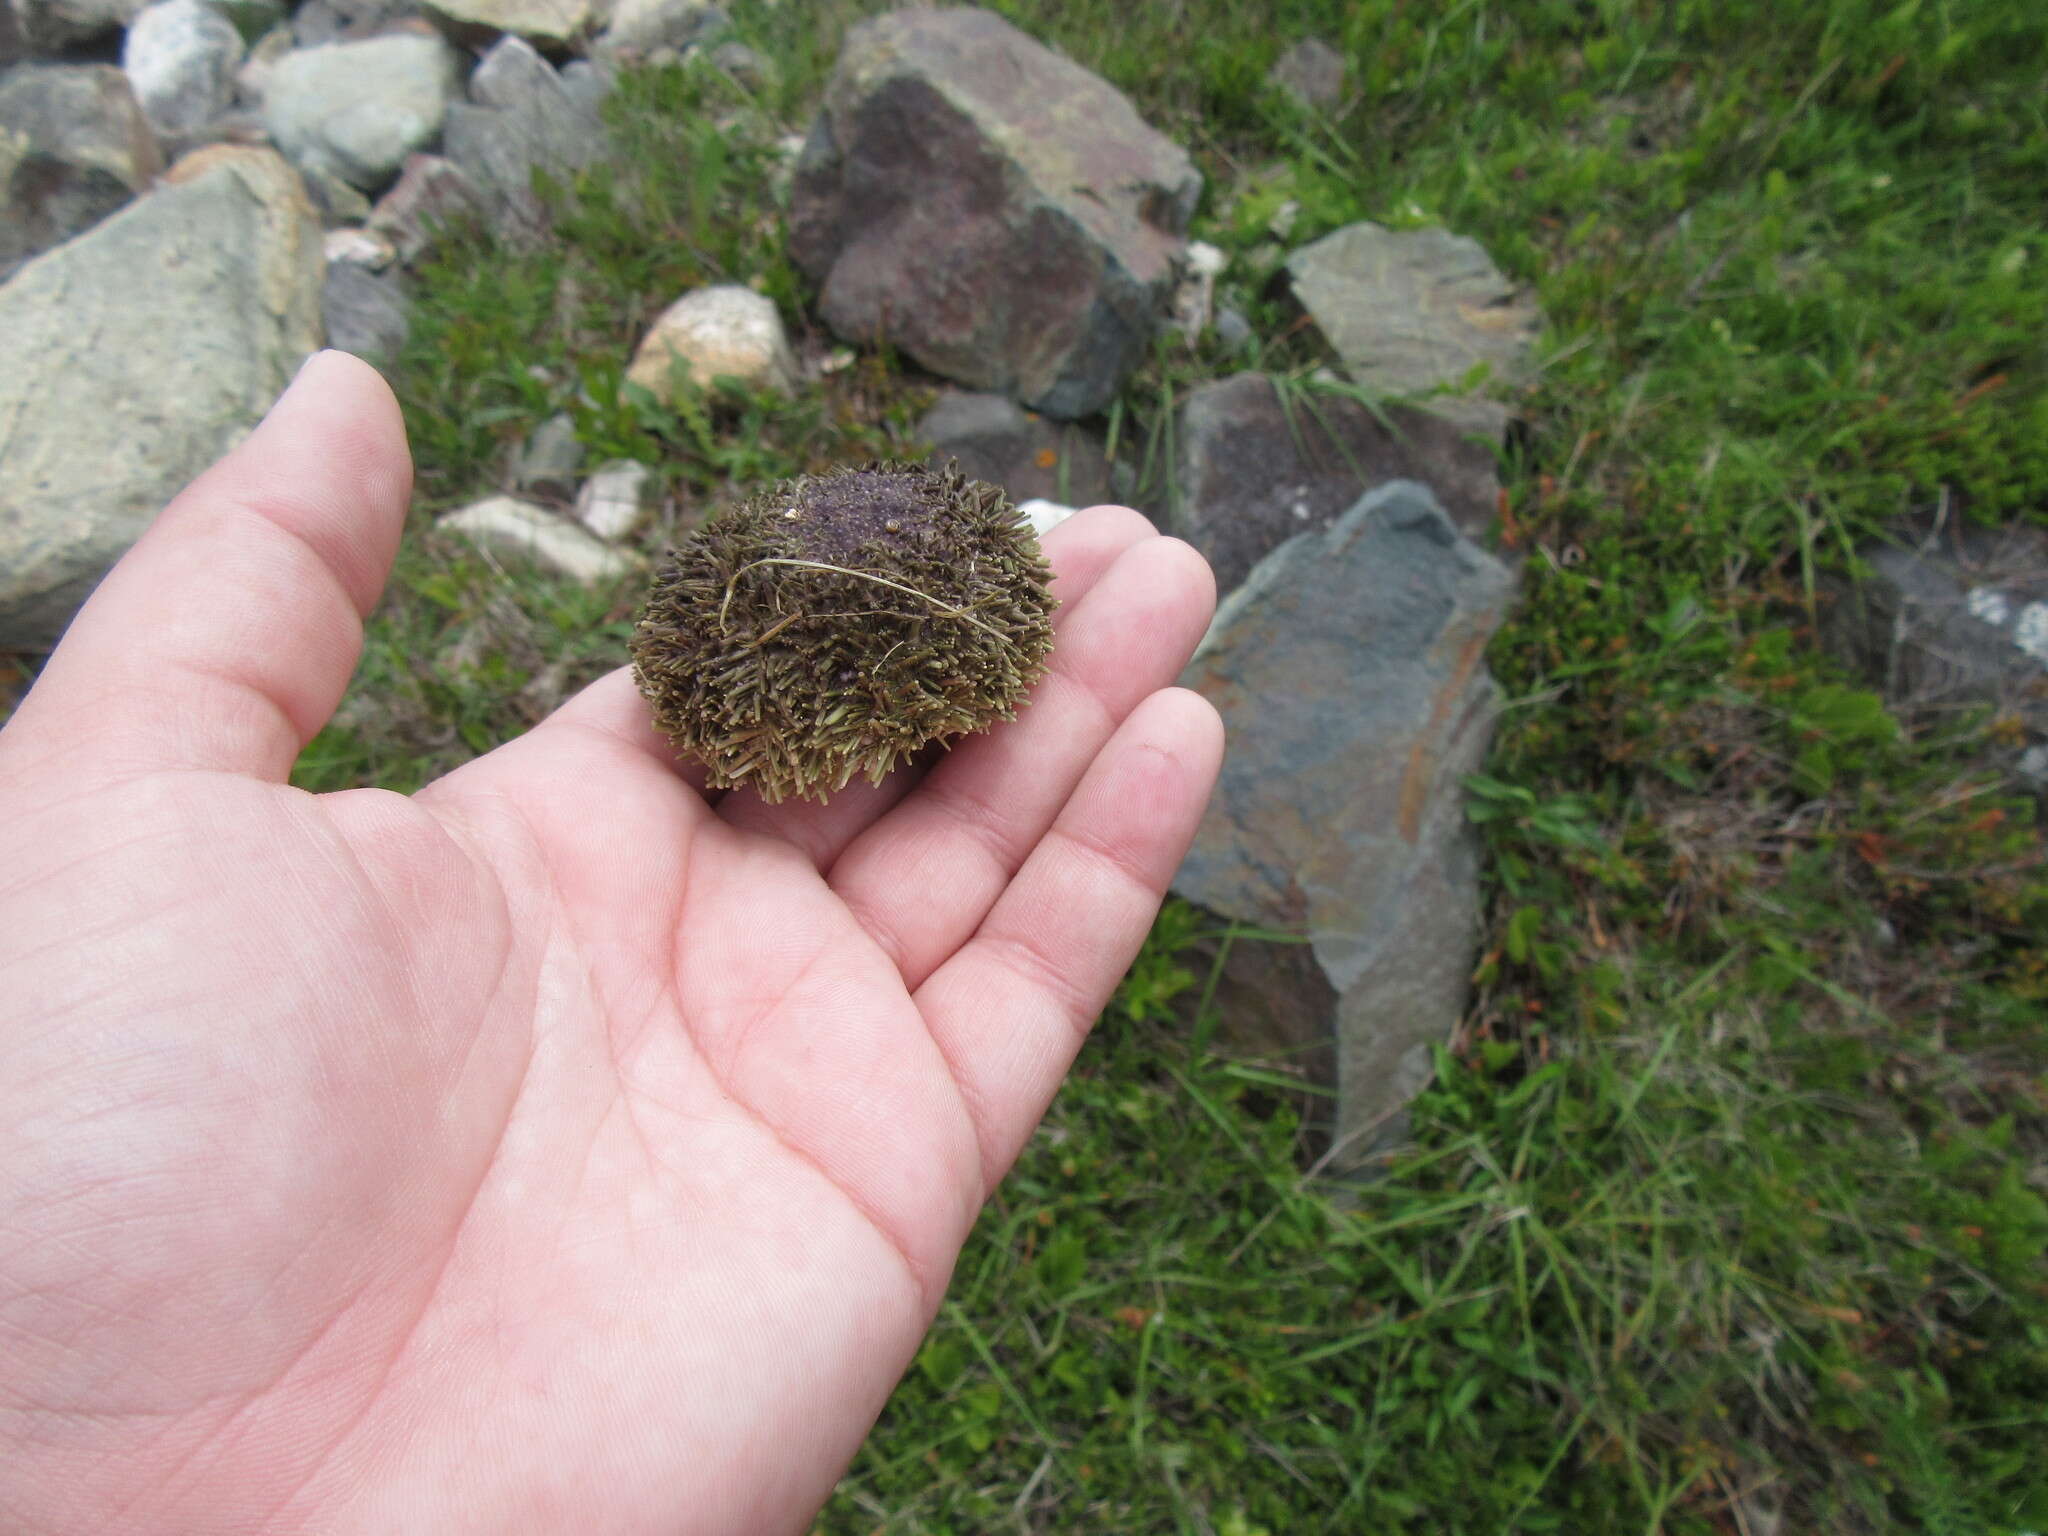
[71,0,2048,1527]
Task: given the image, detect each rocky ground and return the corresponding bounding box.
[4,0,2045,1528]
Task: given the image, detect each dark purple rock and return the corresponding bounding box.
[1175,481,1516,1172]
[789,7,1200,420]
[1174,371,1502,597]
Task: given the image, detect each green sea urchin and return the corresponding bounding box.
[630,462,1058,803]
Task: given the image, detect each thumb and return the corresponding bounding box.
[7,351,413,783]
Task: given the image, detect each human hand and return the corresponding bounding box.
[0,353,1222,1534]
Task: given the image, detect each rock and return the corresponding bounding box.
[365,151,481,261]
[0,64,163,285]
[1268,37,1346,110]
[291,0,417,45]
[122,0,244,139]
[1175,481,1514,1173]
[232,23,292,107]
[440,35,609,240]
[264,32,460,192]
[914,390,1112,511]
[322,258,407,366]
[790,7,1201,420]
[1173,372,1502,596]
[511,411,583,497]
[438,497,644,584]
[1017,499,1076,539]
[12,0,147,53]
[573,459,655,541]
[1286,221,1541,441]
[0,144,322,649]
[625,284,798,401]
[422,0,591,43]
[1213,304,1253,351]
[323,223,394,267]
[592,0,720,57]
[708,38,769,90]
[299,161,372,224]
[1822,517,2048,755]
[1168,238,1227,342]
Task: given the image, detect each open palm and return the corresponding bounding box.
[0,354,1222,1534]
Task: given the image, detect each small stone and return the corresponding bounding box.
[1168,238,1227,342]
[1016,499,1076,538]
[915,390,1112,511]
[592,0,720,57]
[573,459,656,541]
[439,497,645,584]
[322,259,409,367]
[365,151,481,262]
[421,0,593,43]
[440,36,609,241]
[233,23,293,107]
[1286,220,1541,441]
[1267,37,1346,110]
[0,64,164,284]
[708,38,769,90]
[1821,518,2048,742]
[13,0,148,54]
[290,0,417,45]
[264,31,461,191]
[512,411,583,498]
[323,224,395,267]
[626,284,798,401]
[299,161,373,224]
[1213,305,1254,350]
[122,0,245,139]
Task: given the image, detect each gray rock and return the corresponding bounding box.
[1174,372,1502,596]
[1267,37,1346,110]
[438,496,644,584]
[915,390,1112,511]
[1823,517,2048,750]
[122,0,244,138]
[0,64,163,284]
[12,0,147,53]
[1286,221,1541,441]
[299,160,372,224]
[573,458,655,541]
[322,257,408,366]
[592,0,720,57]
[708,39,769,90]
[1212,304,1254,351]
[232,22,292,107]
[0,145,323,649]
[790,7,1201,420]
[512,411,583,497]
[290,0,417,45]
[1175,481,1515,1173]
[421,0,591,43]
[365,150,481,261]
[440,35,609,240]
[264,31,460,191]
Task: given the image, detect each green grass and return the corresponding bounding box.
[108,0,2048,1527]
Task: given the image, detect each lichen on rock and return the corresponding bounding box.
[631,462,1057,803]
